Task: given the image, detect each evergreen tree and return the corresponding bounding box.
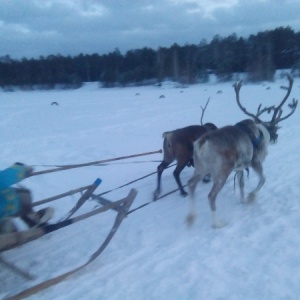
[1,26,300,89]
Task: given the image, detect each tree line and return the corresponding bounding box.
[1,26,300,90]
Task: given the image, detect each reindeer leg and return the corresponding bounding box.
[173,163,188,197]
[236,170,245,203]
[186,172,202,226]
[248,161,265,202]
[208,175,229,228]
[153,161,171,200]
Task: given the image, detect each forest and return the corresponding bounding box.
[1,26,300,90]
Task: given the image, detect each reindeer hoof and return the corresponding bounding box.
[186,213,196,226]
[181,191,188,197]
[202,174,211,183]
[212,220,227,229]
[211,212,227,228]
[240,197,246,204]
[153,190,160,201]
[247,192,256,203]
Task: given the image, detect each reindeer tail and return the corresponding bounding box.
[162,131,172,146]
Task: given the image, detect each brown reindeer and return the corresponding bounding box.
[186,74,298,228]
[154,99,217,200]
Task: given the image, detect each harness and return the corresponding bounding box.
[235,122,264,149]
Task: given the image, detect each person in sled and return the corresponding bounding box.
[0,162,54,233]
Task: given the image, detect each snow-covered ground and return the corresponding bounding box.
[1,77,300,299]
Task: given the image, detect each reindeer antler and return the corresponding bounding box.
[234,74,298,125]
[270,74,298,125]
[233,81,262,123]
[200,97,210,125]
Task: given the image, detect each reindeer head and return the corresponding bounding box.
[261,123,280,143]
[233,74,298,143]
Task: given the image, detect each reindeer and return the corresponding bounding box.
[153,99,217,200]
[186,74,298,228]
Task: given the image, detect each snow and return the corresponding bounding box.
[1,78,300,299]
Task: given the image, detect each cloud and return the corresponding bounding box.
[0,0,300,59]
[33,0,107,17]
[168,0,239,18]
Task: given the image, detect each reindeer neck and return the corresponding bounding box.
[235,121,263,149]
[257,123,279,144]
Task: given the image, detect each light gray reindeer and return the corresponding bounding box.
[186,75,298,228]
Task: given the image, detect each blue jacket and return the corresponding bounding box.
[0,164,27,219]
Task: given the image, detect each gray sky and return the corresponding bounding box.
[1,0,300,59]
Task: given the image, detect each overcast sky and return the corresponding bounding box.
[1,0,300,59]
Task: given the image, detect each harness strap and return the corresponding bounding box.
[235,123,263,149]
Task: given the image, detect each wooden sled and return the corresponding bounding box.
[0,178,102,252]
[1,184,137,299]
[0,179,136,252]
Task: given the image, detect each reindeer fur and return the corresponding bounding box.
[153,123,217,200]
[186,75,297,228]
[186,119,270,228]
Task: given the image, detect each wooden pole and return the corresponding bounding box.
[32,184,93,207]
[30,149,162,177]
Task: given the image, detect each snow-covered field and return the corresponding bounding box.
[1,77,300,299]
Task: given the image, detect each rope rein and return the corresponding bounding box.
[127,184,186,215]
[91,163,177,214]
[93,163,176,197]
[31,148,177,216]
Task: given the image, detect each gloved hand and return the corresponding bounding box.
[24,165,34,177]
[14,162,34,177]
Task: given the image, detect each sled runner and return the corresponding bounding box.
[1,184,137,299]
